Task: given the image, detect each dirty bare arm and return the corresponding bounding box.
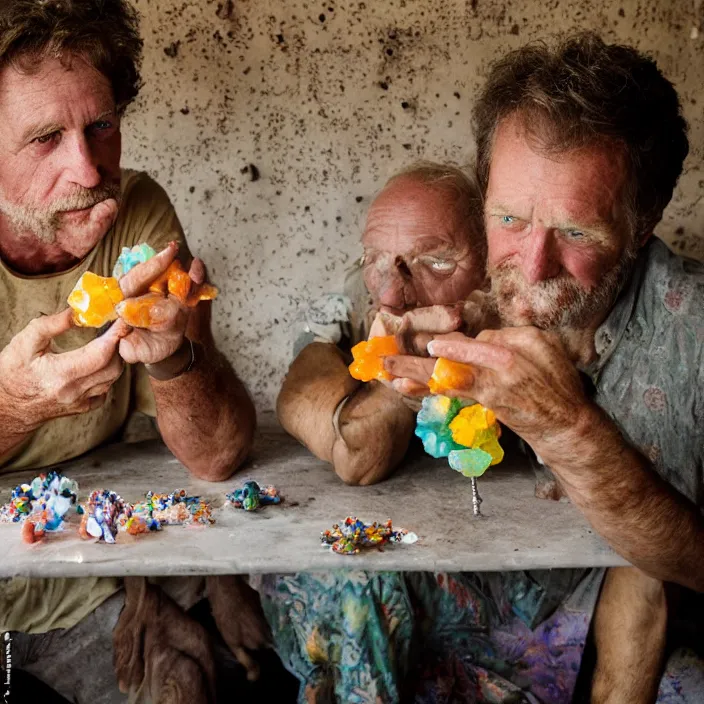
[148,303,256,482]
[276,342,414,485]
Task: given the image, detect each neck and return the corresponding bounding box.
[0,220,78,275]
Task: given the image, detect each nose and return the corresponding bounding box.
[394,255,412,278]
[63,133,101,189]
[521,226,561,284]
[378,263,417,311]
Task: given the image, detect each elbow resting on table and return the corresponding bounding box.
[178,419,255,483]
[332,439,399,486]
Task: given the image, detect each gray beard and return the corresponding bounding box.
[0,182,121,244]
[489,245,638,334]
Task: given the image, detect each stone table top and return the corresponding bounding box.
[0,428,628,577]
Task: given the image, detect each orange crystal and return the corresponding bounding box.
[68,272,125,328]
[427,357,474,394]
[115,293,165,328]
[349,335,400,382]
[148,260,219,307]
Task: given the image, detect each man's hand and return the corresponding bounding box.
[114,577,216,703]
[116,242,205,365]
[0,308,127,433]
[56,198,120,260]
[370,305,462,404]
[385,327,593,452]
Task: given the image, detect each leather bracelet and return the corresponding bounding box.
[145,338,197,382]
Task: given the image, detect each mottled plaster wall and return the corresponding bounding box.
[123,0,704,410]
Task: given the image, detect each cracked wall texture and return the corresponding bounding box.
[123,0,704,410]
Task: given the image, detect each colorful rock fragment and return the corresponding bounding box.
[68,272,124,327]
[448,448,494,477]
[1,472,80,543]
[68,244,219,330]
[226,480,281,511]
[415,395,469,458]
[114,292,165,328]
[80,489,130,544]
[348,335,400,382]
[449,405,499,447]
[427,357,475,395]
[148,260,219,307]
[321,516,417,555]
[131,489,214,527]
[112,243,157,279]
[414,396,505,515]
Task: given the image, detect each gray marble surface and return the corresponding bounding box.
[0,429,628,577]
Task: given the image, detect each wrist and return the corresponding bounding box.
[529,403,606,470]
[145,338,199,382]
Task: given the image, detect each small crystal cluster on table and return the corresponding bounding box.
[225,480,281,511]
[321,516,417,555]
[348,334,504,516]
[0,472,79,544]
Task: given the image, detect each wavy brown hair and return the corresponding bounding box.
[473,32,689,239]
[0,0,142,112]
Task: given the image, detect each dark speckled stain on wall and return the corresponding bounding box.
[124,0,704,410]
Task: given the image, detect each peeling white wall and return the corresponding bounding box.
[123,0,704,410]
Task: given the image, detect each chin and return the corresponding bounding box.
[55,228,106,259]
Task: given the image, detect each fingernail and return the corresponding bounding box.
[427,341,436,356]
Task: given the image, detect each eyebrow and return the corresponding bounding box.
[20,109,116,145]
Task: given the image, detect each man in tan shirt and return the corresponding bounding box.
[0,1,257,701]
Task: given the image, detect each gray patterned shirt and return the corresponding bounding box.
[588,237,704,509]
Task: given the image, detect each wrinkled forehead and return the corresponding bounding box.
[361,177,474,255]
[486,115,629,223]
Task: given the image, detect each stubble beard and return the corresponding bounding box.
[0,181,121,244]
[489,245,639,335]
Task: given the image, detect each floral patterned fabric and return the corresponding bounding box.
[256,569,601,704]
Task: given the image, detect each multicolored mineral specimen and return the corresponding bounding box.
[80,489,130,544]
[226,480,281,511]
[112,243,157,279]
[148,260,219,307]
[321,516,417,555]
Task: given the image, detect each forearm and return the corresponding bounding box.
[151,346,255,482]
[0,421,30,460]
[541,405,704,591]
[276,342,415,484]
[276,342,361,462]
[331,381,415,485]
[0,394,37,459]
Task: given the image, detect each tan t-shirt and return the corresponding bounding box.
[0,169,189,633]
[0,169,188,471]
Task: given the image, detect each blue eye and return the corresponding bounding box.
[565,230,585,240]
[501,215,515,224]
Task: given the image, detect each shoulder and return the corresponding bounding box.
[119,169,175,215]
[638,237,704,318]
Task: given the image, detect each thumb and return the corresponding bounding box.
[89,198,119,234]
[22,309,75,354]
